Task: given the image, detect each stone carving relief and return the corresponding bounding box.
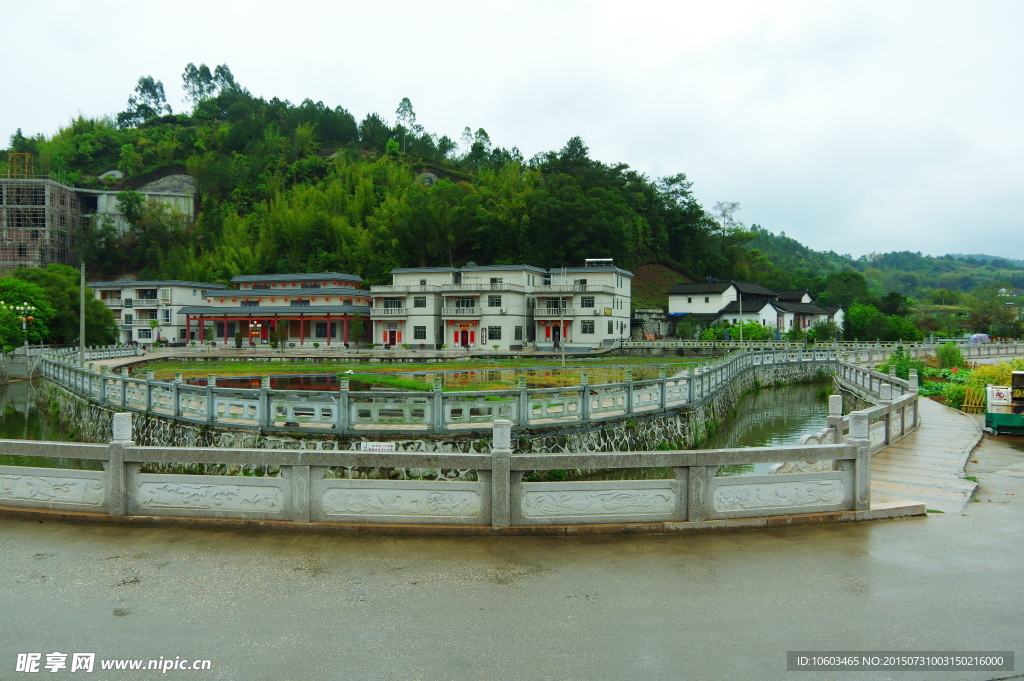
[770,460,834,474]
[0,475,104,506]
[713,480,844,511]
[137,482,283,512]
[869,423,886,447]
[322,489,481,517]
[521,488,675,518]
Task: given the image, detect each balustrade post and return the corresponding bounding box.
[686,366,695,403]
[625,369,634,415]
[879,383,893,445]
[828,395,844,441]
[848,412,871,510]
[491,419,512,527]
[144,371,155,412]
[337,377,348,431]
[289,464,311,523]
[107,412,134,516]
[206,374,216,424]
[173,372,183,419]
[687,465,715,522]
[580,373,591,422]
[432,375,445,432]
[658,367,668,411]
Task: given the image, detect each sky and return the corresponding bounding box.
[5,0,1023,260]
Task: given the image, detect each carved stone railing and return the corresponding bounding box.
[47,344,144,361]
[40,348,844,435]
[621,338,1024,361]
[0,413,873,527]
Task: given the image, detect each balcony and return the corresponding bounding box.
[370,284,439,294]
[102,299,123,308]
[440,282,525,293]
[370,307,409,317]
[536,284,614,294]
[442,307,482,316]
[533,308,578,319]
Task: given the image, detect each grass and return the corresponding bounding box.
[963,475,980,483]
[926,509,945,513]
[138,357,706,390]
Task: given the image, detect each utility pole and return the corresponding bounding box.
[560,267,567,368]
[79,261,86,362]
[738,283,743,344]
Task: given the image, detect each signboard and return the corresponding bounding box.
[604,308,613,316]
[481,327,488,344]
[360,441,397,452]
[989,386,1011,406]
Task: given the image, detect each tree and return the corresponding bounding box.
[395,98,416,153]
[182,63,216,104]
[965,283,1019,335]
[0,277,55,350]
[10,265,117,346]
[116,76,171,128]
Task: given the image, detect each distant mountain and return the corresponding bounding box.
[949,254,1024,268]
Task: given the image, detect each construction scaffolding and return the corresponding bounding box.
[1,155,81,272]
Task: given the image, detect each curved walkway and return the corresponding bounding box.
[871,397,981,512]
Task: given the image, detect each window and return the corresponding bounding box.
[383,298,403,309]
[139,310,158,321]
[160,309,171,324]
[414,326,427,340]
[581,320,595,334]
[580,296,595,308]
[137,329,152,339]
[514,326,523,340]
[419,279,427,286]
[574,279,587,286]
[240,300,259,307]
[193,289,198,297]
[159,288,171,301]
[137,289,158,300]
[687,297,692,304]
[300,283,321,289]
[123,314,133,324]
[290,299,311,306]
[413,296,426,308]
[488,326,502,340]
[546,298,565,310]
[315,322,334,338]
[455,297,475,309]
[488,295,502,307]
[490,277,503,284]
[705,297,709,303]
[608,320,614,334]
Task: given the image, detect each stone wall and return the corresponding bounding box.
[38,361,834,454]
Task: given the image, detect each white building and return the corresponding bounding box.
[667,281,843,335]
[88,279,225,345]
[369,261,633,351]
[179,273,371,346]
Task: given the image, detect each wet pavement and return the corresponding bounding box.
[1,424,1022,681]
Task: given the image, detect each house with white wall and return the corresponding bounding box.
[89,279,225,345]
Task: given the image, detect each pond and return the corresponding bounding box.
[0,380,101,470]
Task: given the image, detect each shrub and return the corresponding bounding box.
[943,384,967,409]
[878,345,925,379]
[937,341,965,369]
[234,332,243,348]
[312,342,320,349]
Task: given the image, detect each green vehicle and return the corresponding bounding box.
[985,371,1024,435]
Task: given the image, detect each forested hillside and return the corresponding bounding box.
[2,63,1022,341]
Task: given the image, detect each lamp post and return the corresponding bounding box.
[249,321,262,348]
[2,302,37,359]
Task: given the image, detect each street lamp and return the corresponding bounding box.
[1,302,37,356]
[249,321,262,347]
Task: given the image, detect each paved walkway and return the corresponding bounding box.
[871,397,981,512]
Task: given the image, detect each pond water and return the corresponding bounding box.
[177,364,696,391]
[0,380,101,470]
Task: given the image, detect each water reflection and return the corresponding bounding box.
[0,380,99,470]
[705,383,829,476]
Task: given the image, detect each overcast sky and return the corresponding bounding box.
[6,1,1022,260]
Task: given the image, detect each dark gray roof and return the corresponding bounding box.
[666,282,733,295]
[88,280,226,289]
[222,288,368,297]
[391,267,458,274]
[773,302,829,314]
[554,266,633,277]
[230,273,363,283]
[666,280,778,297]
[818,305,843,315]
[775,289,810,301]
[667,312,721,322]
[177,305,371,316]
[718,299,775,313]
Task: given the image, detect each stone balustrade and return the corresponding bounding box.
[0,411,877,527]
[40,348,846,435]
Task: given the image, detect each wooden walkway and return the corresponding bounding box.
[871,397,981,512]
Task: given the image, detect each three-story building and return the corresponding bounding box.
[88,279,226,345]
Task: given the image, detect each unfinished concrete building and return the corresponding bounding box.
[0,154,81,272]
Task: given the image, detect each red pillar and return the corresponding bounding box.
[199,314,205,343]
[343,316,349,343]
[326,314,331,346]
[300,314,305,346]
[223,316,229,345]
[186,315,191,343]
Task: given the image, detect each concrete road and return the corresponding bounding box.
[2,437,1022,681]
